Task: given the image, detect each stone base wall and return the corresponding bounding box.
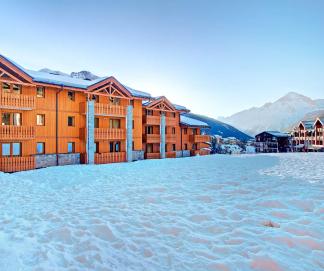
[175,150,191,158]
[35,153,80,168]
[132,151,144,161]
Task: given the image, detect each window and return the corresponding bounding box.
[184,143,188,150]
[193,129,197,135]
[146,109,153,116]
[13,113,21,126]
[165,144,168,152]
[172,127,176,134]
[1,143,10,156]
[12,84,21,94]
[92,95,99,103]
[171,112,176,118]
[146,126,153,134]
[68,116,75,127]
[1,113,10,125]
[36,142,45,154]
[1,113,21,126]
[95,118,99,128]
[192,143,197,150]
[172,144,176,151]
[130,100,134,106]
[183,128,187,135]
[36,114,45,126]
[132,120,134,129]
[110,119,120,129]
[67,142,75,153]
[68,91,75,101]
[1,143,21,157]
[109,141,121,152]
[36,86,45,98]
[132,141,134,150]
[109,97,120,105]
[95,142,99,153]
[2,83,10,93]
[147,143,153,153]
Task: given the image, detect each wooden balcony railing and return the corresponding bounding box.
[0,126,35,140]
[0,93,35,110]
[145,116,160,125]
[166,151,176,158]
[80,102,126,117]
[0,156,35,172]
[143,134,160,143]
[145,152,160,159]
[166,134,176,142]
[95,152,126,164]
[95,128,125,140]
[190,134,210,143]
[166,117,177,126]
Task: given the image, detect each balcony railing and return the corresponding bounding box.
[145,115,160,125]
[190,134,210,143]
[143,134,160,143]
[0,126,35,140]
[166,134,176,142]
[80,102,126,117]
[95,128,125,140]
[145,152,160,159]
[0,93,35,110]
[166,117,177,126]
[0,156,35,172]
[95,152,126,164]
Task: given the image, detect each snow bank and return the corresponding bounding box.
[0,154,323,270]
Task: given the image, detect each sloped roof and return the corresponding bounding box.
[180,115,209,128]
[256,131,290,138]
[123,85,151,98]
[300,120,314,129]
[173,104,189,112]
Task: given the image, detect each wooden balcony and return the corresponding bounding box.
[166,117,177,126]
[145,115,160,125]
[0,93,36,110]
[0,156,35,172]
[80,102,126,117]
[95,128,126,140]
[190,134,210,143]
[145,152,160,159]
[95,152,126,164]
[0,126,35,140]
[166,151,176,158]
[166,134,176,142]
[143,134,160,143]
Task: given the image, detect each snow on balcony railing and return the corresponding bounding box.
[95,152,126,164]
[0,156,35,172]
[0,125,35,140]
[0,93,35,110]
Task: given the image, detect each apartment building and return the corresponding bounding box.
[0,54,211,172]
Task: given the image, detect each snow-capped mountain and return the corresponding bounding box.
[39,68,100,81]
[219,92,324,136]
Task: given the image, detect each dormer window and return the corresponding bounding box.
[68,91,75,101]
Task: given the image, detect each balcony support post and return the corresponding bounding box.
[126,105,133,162]
[160,112,166,159]
[86,99,95,164]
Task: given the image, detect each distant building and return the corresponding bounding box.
[255,131,292,153]
[292,118,324,152]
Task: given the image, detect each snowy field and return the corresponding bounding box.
[0,154,323,271]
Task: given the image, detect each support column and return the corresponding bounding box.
[86,99,95,164]
[160,112,166,159]
[126,105,133,162]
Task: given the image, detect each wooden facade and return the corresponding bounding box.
[0,54,211,172]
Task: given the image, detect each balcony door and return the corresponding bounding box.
[1,113,21,126]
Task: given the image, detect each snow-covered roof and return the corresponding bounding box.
[123,85,151,98]
[256,131,290,138]
[173,104,189,111]
[300,120,314,129]
[180,115,209,127]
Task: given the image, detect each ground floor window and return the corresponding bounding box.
[68,142,75,153]
[146,143,153,153]
[95,142,99,153]
[172,144,176,151]
[36,142,45,154]
[109,141,121,152]
[184,143,188,150]
[1,142,21,157]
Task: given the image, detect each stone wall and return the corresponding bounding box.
[175,150,191,158]
[132,150,144,161]
[35,153,80,168]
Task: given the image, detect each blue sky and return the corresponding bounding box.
[1,0,323,117]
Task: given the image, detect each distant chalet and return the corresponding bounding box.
[255,131,291,153]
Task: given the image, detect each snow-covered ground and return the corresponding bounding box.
[0,153,323,271]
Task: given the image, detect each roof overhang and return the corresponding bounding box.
[144,96,176,112]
